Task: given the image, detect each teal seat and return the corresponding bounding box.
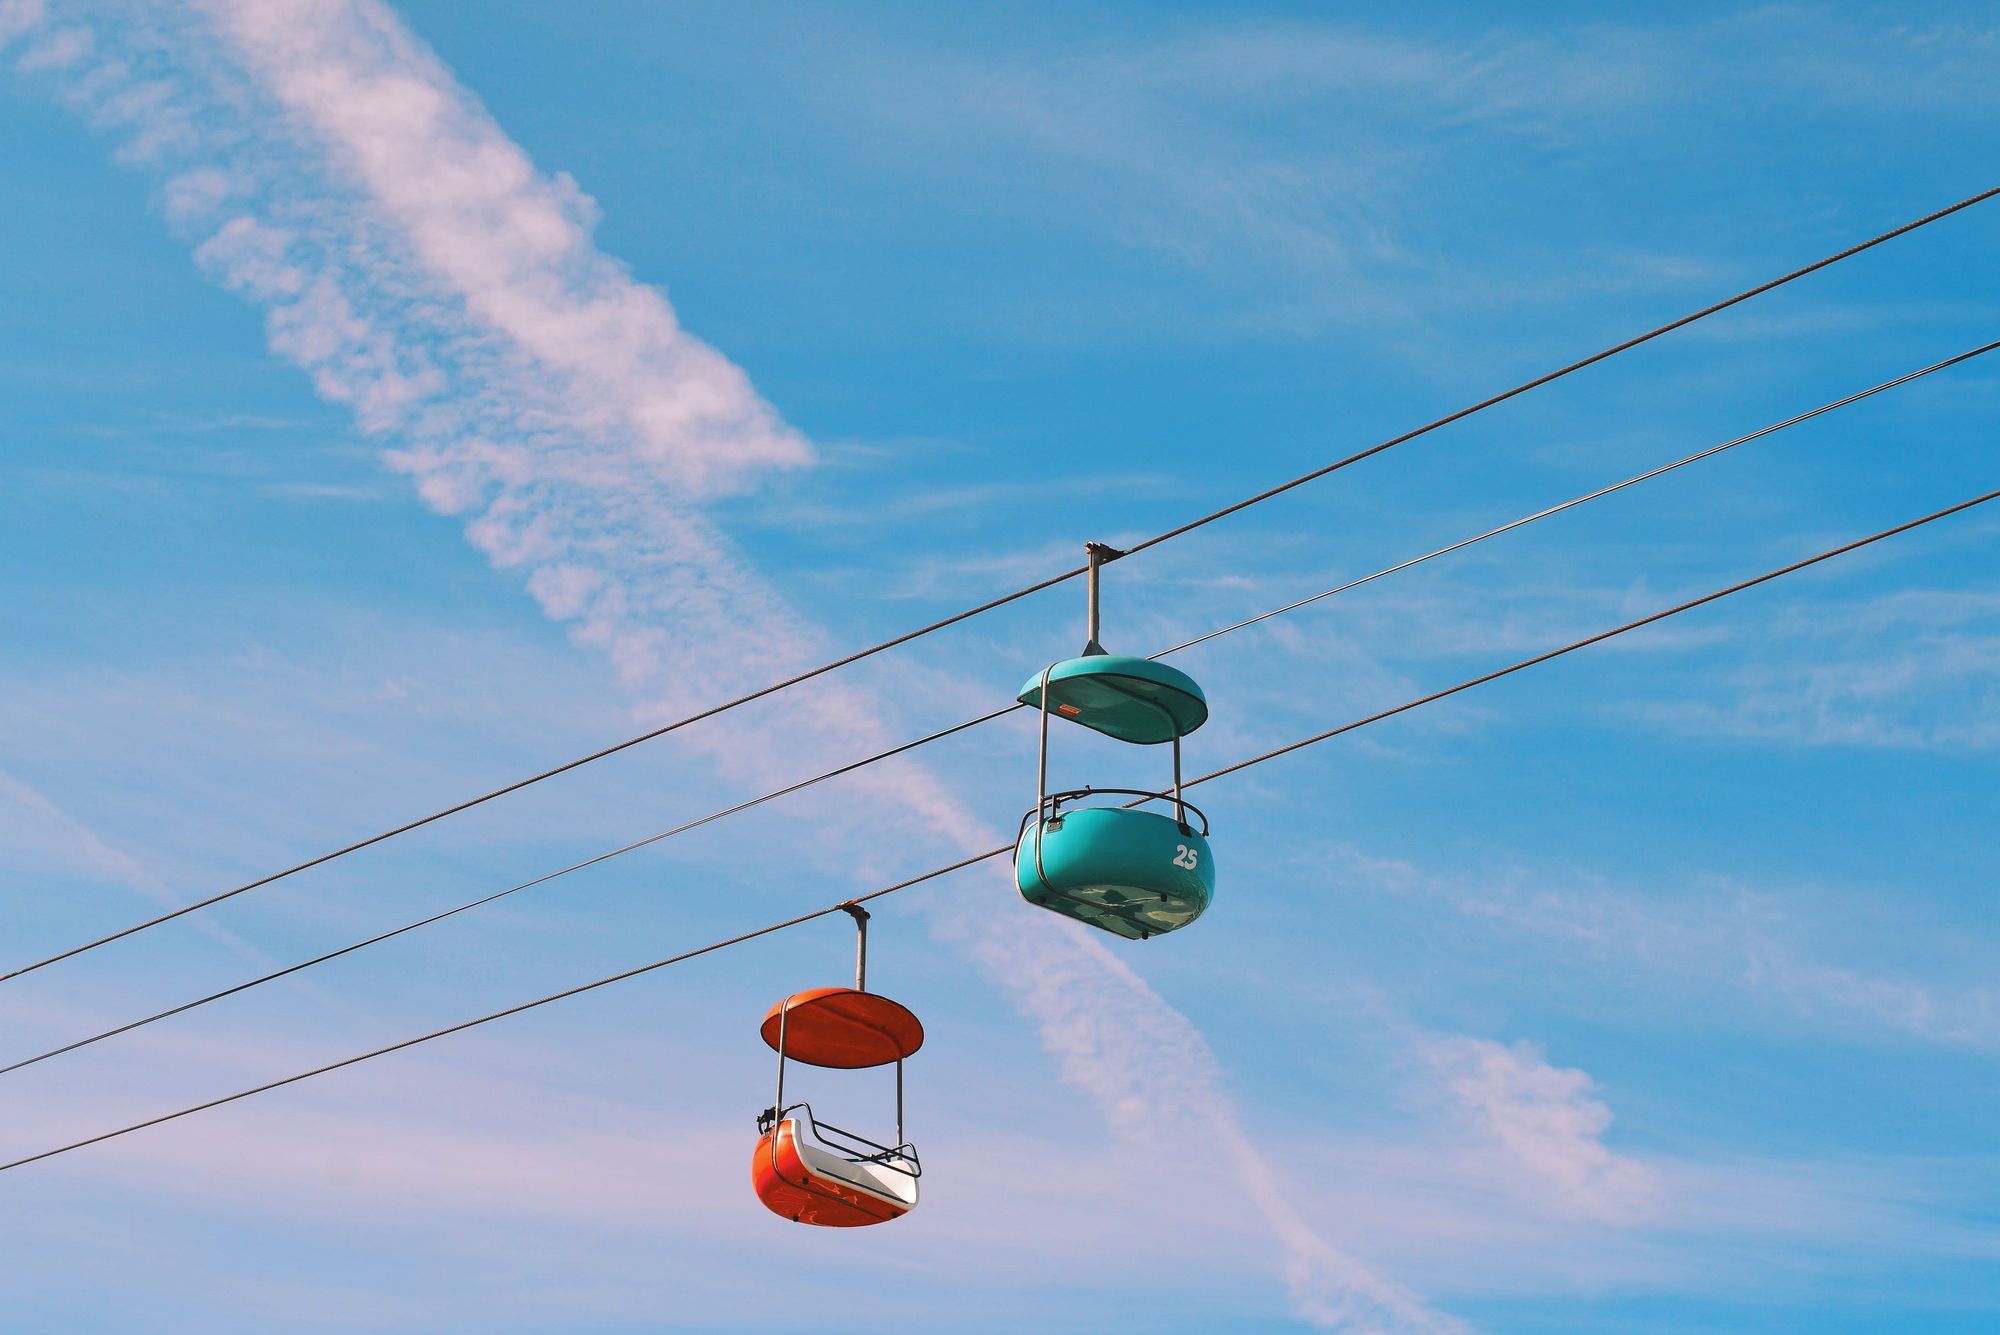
[1017,656,1207,745]
[1016,802,1214,941]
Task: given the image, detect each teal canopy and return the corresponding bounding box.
[1017,655,1208,744]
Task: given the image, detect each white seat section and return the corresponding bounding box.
[788,1122,920,1208]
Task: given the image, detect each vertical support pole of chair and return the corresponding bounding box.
[1172,734,1186,829]
[1083,540,1122,657]
[773,999,789,1122]
[1036,665,1053,825]
[841,902,871,992]
[1033,666,1055,892]
[895,1057,905,1147]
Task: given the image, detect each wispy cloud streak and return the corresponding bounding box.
[0,767,164,897]
[0,766,281,975]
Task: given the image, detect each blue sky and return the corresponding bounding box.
[1,2,1997,1331]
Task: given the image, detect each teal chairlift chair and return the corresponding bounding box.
[1015,543,1216,940]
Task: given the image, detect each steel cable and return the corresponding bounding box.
[9,187,1991,983]
[6,481,1994,1174]
[6,338,1992,1078]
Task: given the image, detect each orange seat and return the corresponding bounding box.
[751,1117,917,1227]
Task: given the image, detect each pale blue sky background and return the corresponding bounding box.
[1,3,1996,1332]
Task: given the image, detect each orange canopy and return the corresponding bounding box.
[760,987,924,1068]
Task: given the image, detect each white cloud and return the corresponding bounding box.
[742,9,1991,339]
[1636,587,2000,750]
[1420,1034,1655,1222]
[203,0,813,498]
[0,0,47,50]
[1271,1131,2000,1300]
[1334,845,2000,1051]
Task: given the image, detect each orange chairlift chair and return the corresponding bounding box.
[751,904,924,1227]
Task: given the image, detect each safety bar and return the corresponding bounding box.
[1018,787,1211,839]
[759,1101,922,1178]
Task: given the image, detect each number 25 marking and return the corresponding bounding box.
[1172,844,1199,870]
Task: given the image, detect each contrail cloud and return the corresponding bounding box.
[4,2,1462,1328]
